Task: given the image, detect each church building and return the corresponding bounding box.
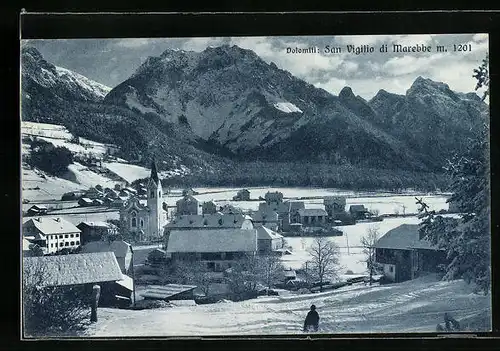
[119,161,165,242]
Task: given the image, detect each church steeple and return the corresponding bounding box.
[150,159,159,185]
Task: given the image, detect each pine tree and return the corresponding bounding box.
[417,54,490,293]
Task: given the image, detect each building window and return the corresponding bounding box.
[150,190,155,198]
[65,242,69,247]
[70,241,74,245]
[65,234,69,238]
[140,219,144,228]
[51,243,53,248]
[59,235,63,239]
[70,234,74,238]
[389,266,394,273]
[131,211,137,228]
[76,241,80,245]
[76,233,79,237]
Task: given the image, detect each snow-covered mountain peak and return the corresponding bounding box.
[55,66,111,100]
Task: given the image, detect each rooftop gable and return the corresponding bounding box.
[167,228,257,253]
[375,224,438,250]
[23,252,123,287]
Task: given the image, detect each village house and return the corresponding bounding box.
[349,204,369,220]
[233,189,250,201]
[23,217,82,255]
[81,240,133,274]
[76,221,119,244]
[251,208,280,231]
[220,204,243,214]
[84,187,104,200]
[61,190,86,201]
[265,191,284,205]
[202,200,217,215]
[258,197,289,231]
[256,226,284,253]
[374,224,446,283]
[297,208,328,226]
[286,201,306,230]
[176,195,201,215]
[166,228,258,272]
[26,204,48,217]
[23,252,132,307]
[78,197,94,207]
[165,213,254,235]
[324,196,347,217]
[120,162,165,242]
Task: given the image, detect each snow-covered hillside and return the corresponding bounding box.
[86,275,491,336]
[22,47,111,102]
[21,121,118,158]
[103,162,191,183]
[55,66,111,100]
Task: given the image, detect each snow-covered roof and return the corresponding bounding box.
[375,224,438,250]
[115,274,133,291]
[141,284,197,300]
[256,226,283,241]
[166,229,258,253]
[81,240,131,258]
[23,217,81,236]
[77,221,116,229]
[298,208,328,216]
[23,252,123,287]
[22,238,31,251]
[167,213,250,229]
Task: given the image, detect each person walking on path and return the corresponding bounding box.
[303,305,320,332]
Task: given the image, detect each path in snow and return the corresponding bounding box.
[86,275,491,337]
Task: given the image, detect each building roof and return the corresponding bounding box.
[349,205,367,212]
[79,197,93,203]
[23,252,124,287]
[23,217,81,237]
[77,221,117,229]
[167,213,250,229]
[251,209,279,222]
[256,226,283,240]
[140,284,197,300]
[29,205,48,211]
[374,224,438,250]
[22,238,31,251]
[115,274,133,291]
[176,195,199,205]
[298,208,328,216]
[166,229,258,253]
[81,240,131,258]
[288,201,306,212]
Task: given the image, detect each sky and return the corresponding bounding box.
[23,34,489,100]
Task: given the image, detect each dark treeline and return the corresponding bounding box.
[159,161,450,192]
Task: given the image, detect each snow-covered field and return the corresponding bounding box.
[163,187,449,215]
[85,275,491,336]
[21,121,117,158]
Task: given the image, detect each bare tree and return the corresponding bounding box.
[258,254,285,292]
[23,258,90,337]
[360,226,383,286]
[303,237,341,291]
[172,260,212,296]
